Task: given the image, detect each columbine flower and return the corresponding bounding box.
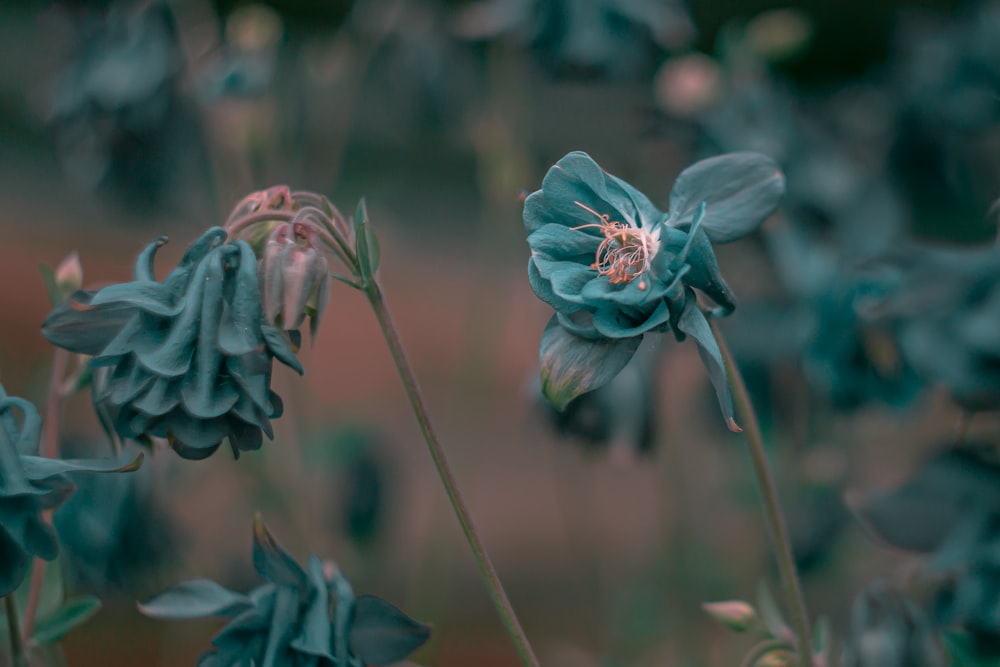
[0,383,140,597]
[524,150,784,424]
[42,227,303,460]
[140,516,430,667]
[843,580,946,667]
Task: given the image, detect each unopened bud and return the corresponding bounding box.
[259,222,330,335]
[55,250,83,294]
[702,600,759,633]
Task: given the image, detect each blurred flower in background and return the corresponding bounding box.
[454,0,694,79]
[843,579,946,667]
[44,1,208,211]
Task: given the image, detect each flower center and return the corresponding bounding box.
[572,202,658,290]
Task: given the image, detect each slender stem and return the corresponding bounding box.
[709,320,814,667]
[365,283,542,667]
[22,348,69,642]
[4,596,27,667]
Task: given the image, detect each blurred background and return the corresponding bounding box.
[1,0,999,664]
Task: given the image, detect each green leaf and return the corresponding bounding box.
[756,581,790,641]
[33,596,101,645]
[538,315,642,411]
[39,264,64,307]
[354,198,369,236]
[349,595,431,666]
[356,221,381,285]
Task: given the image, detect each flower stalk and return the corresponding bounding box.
[710,319,813,667]
[364,282,541,667]
[4,595,28,667]
[22,347,69,643]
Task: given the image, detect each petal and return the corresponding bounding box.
[675,300,736,428]
[138,579,254,619]
[539,315,642,411]
[669,152,785,243]
[42,291,135,355]
[526,223,601,261]
[592,300,673,338]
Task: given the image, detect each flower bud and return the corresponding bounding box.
[703,600,759,633]
[259,222,330,336]
[55,250,83,295]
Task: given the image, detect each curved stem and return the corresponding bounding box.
[5,595,28,667]
[365,283,542,667]
[709,321,813,667]
[22,348,69,642]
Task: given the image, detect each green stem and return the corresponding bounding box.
[710,320,813,667]
[365,283,541,667]
[4,596,27,667]
[740,638,793,667]
[22,348,69,642]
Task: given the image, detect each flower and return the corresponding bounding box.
[843,580,946,667]
[42,227,303,460]
[0,383,141,597]
[860,245,1000,412]
[140,516,430,667]
[524,150,784,423]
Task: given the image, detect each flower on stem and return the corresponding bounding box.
[524,150,784,425]
[843,580,946,667]
[140,516,430,667]
[260,222,331,337]
[0,383,141,597]
[42,228,303,461]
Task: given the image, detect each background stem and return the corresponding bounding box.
[710,320,814,667]
[4,596,27,667]
[22,348,68,642]
[365,283,542,667]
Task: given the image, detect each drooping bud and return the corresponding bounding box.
[259,221,330,336]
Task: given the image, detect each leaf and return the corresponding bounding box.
[538,315,642,411]
[356,220,381,285]
[354,198,369,237]
[33,596,101,645]
[39,264,64,307]
[669,152,785,243]
[349,595,431,666]
[756,581,791,641]
[138,579,253,619]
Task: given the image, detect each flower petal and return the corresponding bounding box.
[539,315,642,411]
[669,152,785,243]
[675,300,736,428]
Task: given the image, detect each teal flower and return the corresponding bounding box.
[42,228,303,460]
[0,383,140,597]
[140,517,430,667]
[524,151,784,424]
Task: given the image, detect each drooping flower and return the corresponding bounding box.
[524,150,784,424]
[42,227,303,460]
[0,383,141,597]
[140,517,430,667]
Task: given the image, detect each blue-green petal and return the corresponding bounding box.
[668,152,785,244]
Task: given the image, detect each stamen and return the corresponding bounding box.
[570,201,656,289]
